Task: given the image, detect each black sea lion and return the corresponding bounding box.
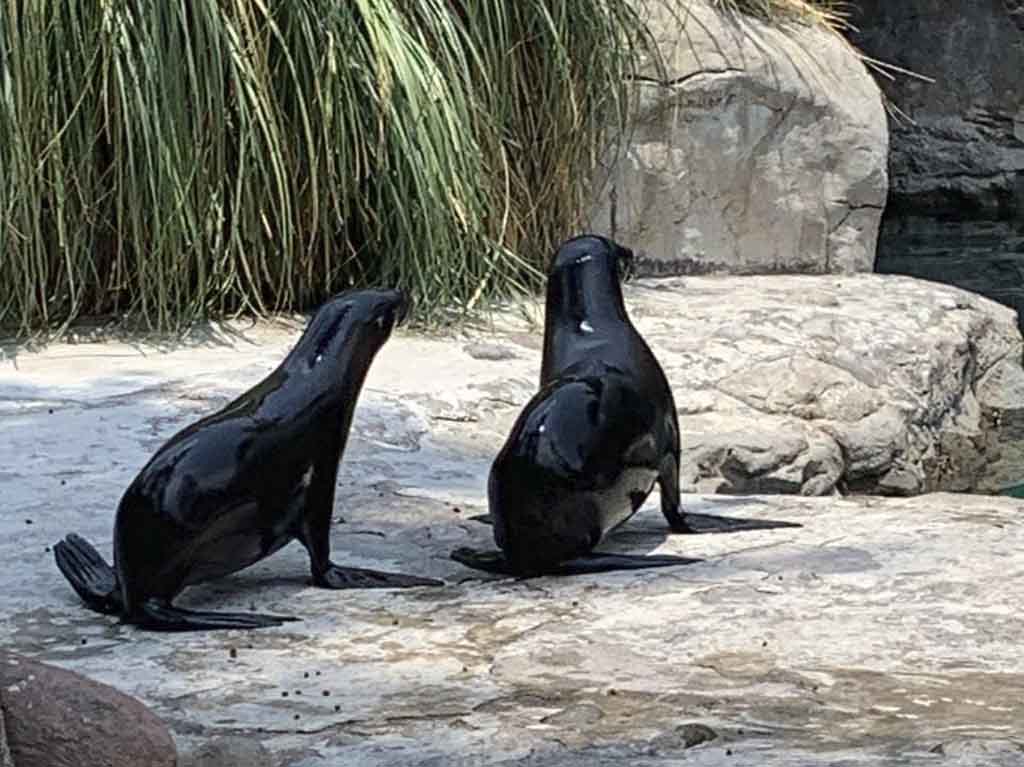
[55,288,440,631]
[451,235,797,576]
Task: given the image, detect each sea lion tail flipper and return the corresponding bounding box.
[315,565,443,589]
[555,553,703,575]
[134,600,300,632]
[670,512,803,535]
[449,547,515,575]
[53,533,123,615]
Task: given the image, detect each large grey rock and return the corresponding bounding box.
[589,1,888,275]
[848,0,1024,219]
[487,274,1019,497]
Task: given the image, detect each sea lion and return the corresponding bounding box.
[451,235,795,576]
[54,288,440,631]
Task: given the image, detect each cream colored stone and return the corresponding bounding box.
[589,1,888,275]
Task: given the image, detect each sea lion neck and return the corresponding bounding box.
[544,256,629,328]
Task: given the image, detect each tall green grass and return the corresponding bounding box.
[0,0,843,335]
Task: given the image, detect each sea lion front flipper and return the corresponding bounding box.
[296,452,442,590]
[468,513,494,525]
[449,547,515,575]
[314,566,442,589]
[134,599,299,632]
[674,512,802,534]
[554,553,703,575]
[658,455,699,534]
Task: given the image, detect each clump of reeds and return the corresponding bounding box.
[0,0,845,335]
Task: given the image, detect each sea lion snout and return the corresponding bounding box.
[368,288,409,331]
[391,288,411,326]
[616,244,635,277]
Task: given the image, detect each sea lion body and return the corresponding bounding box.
[454,236,696,576]
[55,289,439,631]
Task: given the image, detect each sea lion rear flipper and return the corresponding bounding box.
[53,533,123,615]
[133,599,299,632]
[672,512,802,534]
[314,565,442,589]
[554,553,703,575]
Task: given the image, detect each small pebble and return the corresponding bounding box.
[60,480,66,486]
[304,672,310,678]
[293,714,300,721]
[281,691,289,697]
[295,690,302,696]
[726,749,733,756]
[322,690,330,697]
[80,638,87,645]
[25,519,33,525]
[334,704,341,712]
[391,619,399,626]
[229,648,237,658]
[315,671,321,676]
[608,688,618,696]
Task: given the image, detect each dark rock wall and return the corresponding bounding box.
[850,1,1024,336]
[849,0,1024,220]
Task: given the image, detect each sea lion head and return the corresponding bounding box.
[544,235,633,329]
[548,234,634,281]
[297,288,409,370]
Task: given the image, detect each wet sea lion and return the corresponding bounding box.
[55,288,440,631]
[452,235,796,576]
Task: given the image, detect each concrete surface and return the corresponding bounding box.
[1,277,1023,765]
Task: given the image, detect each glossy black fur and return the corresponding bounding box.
[451,235,698,576]
[54,289,440,631]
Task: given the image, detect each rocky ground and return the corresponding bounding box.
[2,275,1023,765]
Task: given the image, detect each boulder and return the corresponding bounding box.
[848,0,1024,220]
[588,0,888,275]
[629,274,1024,495]
[454,274,1022,496]
[0,653,176,767]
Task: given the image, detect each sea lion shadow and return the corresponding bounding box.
[598,503,803,558]
[177,571,308,610]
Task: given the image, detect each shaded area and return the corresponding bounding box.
[875,217,1024,337]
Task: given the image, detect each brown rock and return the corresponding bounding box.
[0,652,176,767]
